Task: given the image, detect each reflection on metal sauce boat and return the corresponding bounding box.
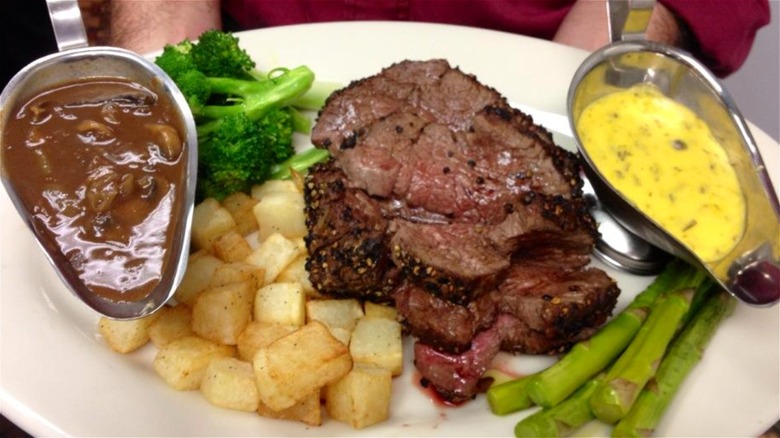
[576,83,746,264]
[1,77,187,302]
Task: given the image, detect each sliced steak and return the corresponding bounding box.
[496,262,620,354]
[313,59,505,153]
[394,281,497,354]
[413,327,502,403]
[305,59,620,403]
[390,221,510,303]
[304,163,398,302]
[405,265,618,401]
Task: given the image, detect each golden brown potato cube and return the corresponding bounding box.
[236,321,298,362]
[153,336,235,390]
[363,301,398,320]
[252,190,307,240]
[148,304,194,348]
[174,251,224,306]
[212,230,253,262]
[221,191,260,236]
[349,317,404,376]
[257,390,321,427]
[277,255,318,297]
[251,179,299,200]
[253,321,352,411]
[200,357,259,412]
[325,362,392,429]
[253,282,306,327]
[192,281,254,345]
[245,233,306,285]
[98,313,159,354]
[192,198,238,251]
[306,299,364,330]
[326,327,353,347]
[210,262,265,291]
[306,299,363,344]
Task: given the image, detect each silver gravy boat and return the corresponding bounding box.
[568,0,779,306]
[0,0,198,318]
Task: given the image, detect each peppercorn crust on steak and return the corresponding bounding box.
[304,59,619,402]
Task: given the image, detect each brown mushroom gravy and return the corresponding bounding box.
[2,77,187,302]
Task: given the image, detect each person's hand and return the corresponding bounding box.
[110,0,222,54]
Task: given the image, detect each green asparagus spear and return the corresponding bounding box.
[525,260,700,408]
[611,289,736,437]
[588,275,710,424]
[487,374,536,415]
[515,376,603,437]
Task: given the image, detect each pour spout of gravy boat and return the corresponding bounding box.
[568,40,780,307]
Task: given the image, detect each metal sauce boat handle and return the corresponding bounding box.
[46,0,89,52]
[608,0,655,43]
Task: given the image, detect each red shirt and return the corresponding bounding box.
[222,0,770,77]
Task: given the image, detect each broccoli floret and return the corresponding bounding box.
[176,70,211,112]
[155,30,334,200]
[155,33,314,130]
[256,107,295,163]
[197,109,295,201]
[155,41,212,112]
[155,40,196,79]
[190,30,256,78]
[196,66,314,133]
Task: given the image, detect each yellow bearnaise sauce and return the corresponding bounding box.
[576,84,745,263]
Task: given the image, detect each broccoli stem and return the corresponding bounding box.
[515,376,603,437]
[487,373,536,416]
[524,260,701,409]
[290,81,342,110]
[588,275,711,424]
[269,147,330,180]
[198,66,315,124]
[289,107,313,134]
[611,289,735,437]
[206,76,272,98]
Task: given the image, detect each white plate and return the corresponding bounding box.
[1,22,778,437]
